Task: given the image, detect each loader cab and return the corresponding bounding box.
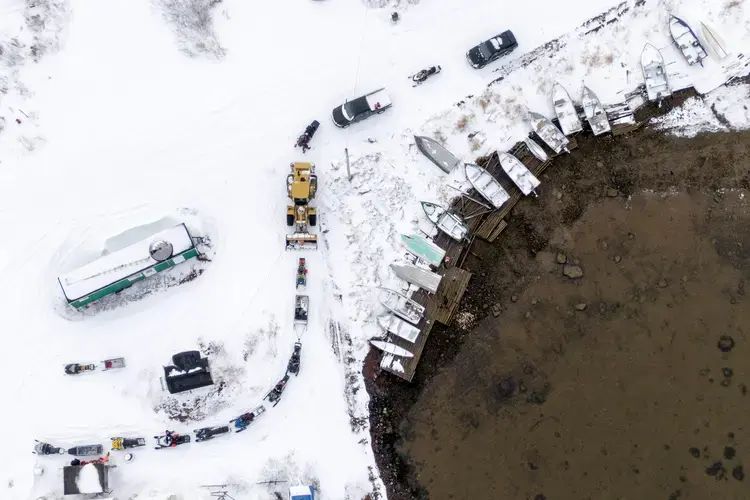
[287,162,317,205]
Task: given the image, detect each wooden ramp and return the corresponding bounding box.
[448,135,569,242]
[380,266,472,382]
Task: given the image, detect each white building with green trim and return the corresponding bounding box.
[58,223,199,309]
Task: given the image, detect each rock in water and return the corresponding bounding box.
[563,264,584,279]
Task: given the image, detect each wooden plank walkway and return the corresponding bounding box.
[380,266,472,382]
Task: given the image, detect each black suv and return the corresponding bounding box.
[466,30,518,69]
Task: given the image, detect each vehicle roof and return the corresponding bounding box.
[365,88,391,110]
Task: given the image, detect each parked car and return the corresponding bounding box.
[331,88,392,128]
[466,30,518,69]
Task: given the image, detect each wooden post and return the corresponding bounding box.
[345,147,352,181]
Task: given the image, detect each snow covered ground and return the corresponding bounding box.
[1,0,750,499]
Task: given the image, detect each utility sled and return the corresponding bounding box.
[68,444,104,457]
[286,162,318,250]
[294,295,309,324]
[65,357,125,375]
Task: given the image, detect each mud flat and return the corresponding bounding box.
[366,102,750,499]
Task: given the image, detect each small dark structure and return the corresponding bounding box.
[163,350,214,394]
[63,463,109,495]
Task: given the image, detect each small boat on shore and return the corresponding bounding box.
[699,20,729,60]
[414,135,462,173]
[641,43,672,102]
[379,287,426,324]
[581,86,611,136]
[551,82,583,135]
[370,340,414,358]
[669,15,707,66]
[464,163,510,209]
[420,201,469,241]
[400,233,446,267]
[498,152,540,196]
[390,261,442,294]
[377,314,420,343]
[529,112,569,154]
[524,137,548,162]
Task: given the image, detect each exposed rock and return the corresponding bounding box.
[511,294,518,303]
[606,188,619,197]
[563,264,584,279]
[601,240,608,250]
[732,465,744,481]
[531,298,538,305]
[596,161,604,167]
[614,255,622,263]
[689,447,700,458]
[658,279,668,288]
[718,335,735,353]
[556,252,567,264]
[723,367,733,378]
[575,303,587,311]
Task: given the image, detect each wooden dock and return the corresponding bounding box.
[380,133,577,382]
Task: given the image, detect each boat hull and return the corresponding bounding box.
[581,86,611,136]
[551,83,583,135]
[465,163,510,209]
[498,152,540,196]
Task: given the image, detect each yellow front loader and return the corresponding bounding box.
[285,162,318,250]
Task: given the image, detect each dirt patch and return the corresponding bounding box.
[365,98,750,499]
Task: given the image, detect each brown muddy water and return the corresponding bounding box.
[365,99,750,500]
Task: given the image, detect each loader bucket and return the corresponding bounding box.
[286,233,318,250]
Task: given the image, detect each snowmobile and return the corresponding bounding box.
[110,437,146,450]
[230,405,267,433]
[194,425,230,442]
[295,120,320,153]
[296,258,307,288]
[68,444,104,456]
[33,440,65,455]
[409,65,442,87]
[64,357,125,375]
[287,342,302,376]
[264,374,290,407]
[154,431,190,449]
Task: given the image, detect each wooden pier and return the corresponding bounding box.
[380,133,579,382]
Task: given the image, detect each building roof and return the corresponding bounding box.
[58,223,194,301]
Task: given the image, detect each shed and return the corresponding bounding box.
[63,463,109,495]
